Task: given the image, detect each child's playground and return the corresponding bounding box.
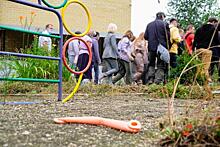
[0,0,220,146]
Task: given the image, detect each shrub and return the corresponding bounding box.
[159,114,220,146]
[169,52,204,85]
[9,37,71,81]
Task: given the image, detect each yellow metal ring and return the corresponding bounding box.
[62,73,83,103]
[61,0,92,37]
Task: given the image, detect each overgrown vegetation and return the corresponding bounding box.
[169,52,204,85]
[1,37,71,82]
[0,10,71,82]
[159,103,220,146]
[1,81,219,100]
[160,1,220,142]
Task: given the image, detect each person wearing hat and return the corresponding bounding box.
[144,12,170,85]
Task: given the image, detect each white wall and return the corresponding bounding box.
[131,0,220,37]
[131,0,167,36]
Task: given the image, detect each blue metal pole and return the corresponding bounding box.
[58,23,63,101]
[8,0,63,101]
[0,51,60,60]
[38,0,42,5]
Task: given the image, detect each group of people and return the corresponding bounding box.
[144,12,220,85]
[39,12,220,85]
[100,12,219,85]
[67,24,148,85]
[68,31,101,84]
[100,24,147,85]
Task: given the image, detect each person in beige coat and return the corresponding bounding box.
[131,32,148,84]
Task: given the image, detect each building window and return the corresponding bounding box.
[0,30,5,51]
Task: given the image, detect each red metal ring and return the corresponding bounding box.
[62,37,92,75]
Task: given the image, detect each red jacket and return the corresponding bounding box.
[184,32,194,55]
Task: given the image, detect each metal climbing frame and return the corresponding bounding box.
[0,0,64,101]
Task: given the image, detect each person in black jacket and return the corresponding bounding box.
[193,18,219,82]
[209,22,220,82]
[144,12,170,84]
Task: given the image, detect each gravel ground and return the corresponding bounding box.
[0,95,219,147]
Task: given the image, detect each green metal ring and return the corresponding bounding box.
[41,0,67,9]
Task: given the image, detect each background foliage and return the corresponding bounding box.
[167,0,220,29]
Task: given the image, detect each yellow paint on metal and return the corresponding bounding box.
[62,73,83,103]
[61,0,92,37]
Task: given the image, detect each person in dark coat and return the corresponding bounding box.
[209,22,220,82]
[144,12,170,84]
[193,18,219,82]
[89,31,101,84]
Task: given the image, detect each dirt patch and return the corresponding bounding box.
[0,95,219,146]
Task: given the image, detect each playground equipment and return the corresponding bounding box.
[41,0,68,9]
[61,0,92,37]
[54,116,141,133]
[62,37,92,75]
[62,73,83,103]
[61,37,92,103]
[0,0,92,101]
[0,101,40,105]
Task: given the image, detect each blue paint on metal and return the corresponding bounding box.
[4,0,64,101]
[0,51,60,60]
[0,101,40,105]
[38,0,42,5]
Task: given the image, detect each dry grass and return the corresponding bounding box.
[1,81,220,99]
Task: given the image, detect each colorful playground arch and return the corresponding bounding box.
[41,0,67,9]
[1,0,64,101]
[61,0,92,37]
[40,0,93,102]
[62,73,83,103]
[62,37,92,75]
[62,37,92,103]
[1,0,92,102]
[58,0,92,102]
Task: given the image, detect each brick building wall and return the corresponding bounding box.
[0,0,131,33]
[0,0,131,51]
